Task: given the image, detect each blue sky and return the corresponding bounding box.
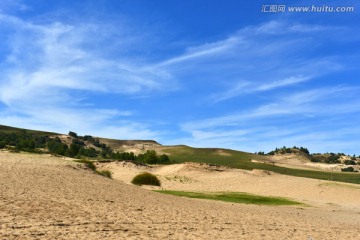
[0,0,360,154]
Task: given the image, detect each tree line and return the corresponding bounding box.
[256,146,310,156]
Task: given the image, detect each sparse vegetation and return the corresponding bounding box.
[131,172,161,186]
[344,160,356,165]
[75,159,96,171]
[267,146,360,167]
[341,166,357,172]
[164,175,192,183]
[154,190,302,206]
[267,146,309,155]
[75,159,112,178]
[95,170,112,178]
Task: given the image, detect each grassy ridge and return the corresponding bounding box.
[154,190,301,206]
[162,146,360,184]
[0,124,58,136]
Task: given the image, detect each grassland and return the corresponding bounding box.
[154,190,302,206]
[162,146,360,184]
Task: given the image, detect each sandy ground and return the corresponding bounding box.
[97,161,360,212]
[1,152,360,239]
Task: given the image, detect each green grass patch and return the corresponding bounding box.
[154,190,301,206]
[132,172,161,186]
[162,146,360,184]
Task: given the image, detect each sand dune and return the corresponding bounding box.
[97,161,360,212]
[258,153,360,172]
[1,151,360,239]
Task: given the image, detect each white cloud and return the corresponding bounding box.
[0,11,172,139]
[182,86,360,132]
[213,75,313,102]
[148,20,345,104]
[0,13,174,106]
[255,76,311,91]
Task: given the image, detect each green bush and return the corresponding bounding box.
[131,172,161,186]
[0,141,6,149]
[68,131,78,138]
[341,166,355,172]
[310,156,321,162]
[344,160,356,165]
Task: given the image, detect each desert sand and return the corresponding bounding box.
[97,161,360,212]
[1,151,360,239]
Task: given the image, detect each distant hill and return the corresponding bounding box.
[0,124,360,184]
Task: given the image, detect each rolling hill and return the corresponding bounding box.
[0,124,359,184]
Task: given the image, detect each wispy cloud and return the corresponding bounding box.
[213,75,312,102]
[183,86,359,131]
[255,76,312,91]
[179,85,360,152]
[0,10,173,138]
[149,20,345,104]
[0,13,173,104]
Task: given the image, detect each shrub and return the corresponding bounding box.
[143,150,158,164]
[341,166,355,172]
[267,151,275,155]
[325,154,340,164]
[344,160,356,165]
[0,141,6,149]
[131,172,161,186]
[68,131,78,138]
[299,147,310,154]
[310,156,321,162]
[158,154,170,164]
